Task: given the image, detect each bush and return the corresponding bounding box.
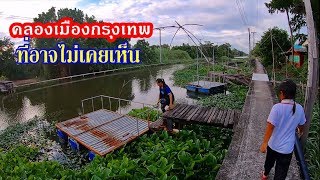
[154,48,192,63]
[127,107,161,122]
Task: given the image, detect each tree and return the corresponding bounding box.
[253,27,291,67]
[265,0,319,44]
[0,37,40,80]
[33,7,128,78]
[134,40,156,64]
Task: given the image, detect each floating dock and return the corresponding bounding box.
[186,81,226,95]
[56,109,149,156]
[163,104,241,128]
[0,81,15,93]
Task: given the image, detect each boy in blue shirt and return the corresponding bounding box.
[260,79,306,180]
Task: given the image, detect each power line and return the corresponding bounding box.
[235,0,248,26]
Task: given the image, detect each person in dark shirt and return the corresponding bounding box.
[156,78,175,113]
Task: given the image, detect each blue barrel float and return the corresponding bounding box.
[68,137,83,151]
[57,129,68,143]
[88,151,96,161]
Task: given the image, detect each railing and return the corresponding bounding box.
[294,133,310,180]
[192,75,225,85]
[81,95,161,135]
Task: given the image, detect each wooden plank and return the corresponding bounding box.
[180,105,196,120]
[197,107,209,122]
[170,104,186,118]
[220,110,228,126]
[216,109,224,125]
[201,107,213,122]
[176,105,191,119]
[198,107,209,122]
[203,107,214,123]
[187,106,201,121]
[227,110,235,127]
[163,104,182,118]
[175,105,194,119]
[207,107,218,123]
[173,104,189,118]
[234,110,241,123]
[211,108,222,124]
[191,107,206,121]
[224,110,232,127]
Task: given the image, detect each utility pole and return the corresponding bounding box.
[251,31,256,49]
[154,27,164,64]
[212,44,215,66]
[159,29,162,64]
[154,26,177,64]
[271,30,276,87]
[301,0,319,149]
[248,28,251,58]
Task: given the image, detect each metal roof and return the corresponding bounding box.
[56,109,149,156]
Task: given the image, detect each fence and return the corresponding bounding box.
[17,63,166,88]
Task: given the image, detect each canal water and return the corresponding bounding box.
[0,64,197,131]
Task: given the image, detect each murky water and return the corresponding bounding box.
[0,64,197,130]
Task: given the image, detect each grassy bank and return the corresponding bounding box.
[306,104,320,180]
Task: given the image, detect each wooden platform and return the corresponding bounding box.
[56,109,149,156]
[162,104,241,128]
[208,72,251,86]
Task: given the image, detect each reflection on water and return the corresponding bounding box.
[0,65,196,130]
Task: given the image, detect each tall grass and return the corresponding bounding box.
[306,104,320,180]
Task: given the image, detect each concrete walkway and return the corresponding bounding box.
[216,60,301,180]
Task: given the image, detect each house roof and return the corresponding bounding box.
[287,45,307,53]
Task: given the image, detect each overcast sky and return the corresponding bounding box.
[0,0,293,52]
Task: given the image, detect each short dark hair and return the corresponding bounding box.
[278,79,297,115]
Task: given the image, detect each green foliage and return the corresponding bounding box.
[0,118,40,150]
[265,0,319,43]
[306,104,320,180]
[154,48,192,63]
[0,125,232,179]
[253,27,291,67]
[128,107,161,122]
[172,63,212,87]
[134,40,157,64]
[265,61,308,84]
[199,85,248,110]
[171,42,246,61]
[32,7,130,79]
[0,37,41,80]
[173,60,252,87]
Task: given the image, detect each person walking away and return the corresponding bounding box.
[260,79,306,180]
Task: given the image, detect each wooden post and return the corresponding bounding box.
[301,0,319,149]
[271,30,276,87]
